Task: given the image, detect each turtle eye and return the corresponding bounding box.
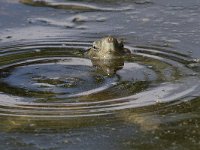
[93,45,99,51]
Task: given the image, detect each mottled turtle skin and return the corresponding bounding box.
[86,36,130,59]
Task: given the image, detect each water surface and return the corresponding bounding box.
[0,0,200,149]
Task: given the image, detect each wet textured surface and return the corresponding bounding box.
[0,0,200,150]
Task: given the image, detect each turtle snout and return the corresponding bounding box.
[107,37,114,43]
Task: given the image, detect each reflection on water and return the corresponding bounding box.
[0,0,200,149]
[90,57,125,76]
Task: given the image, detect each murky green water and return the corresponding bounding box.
[0,0,200,149]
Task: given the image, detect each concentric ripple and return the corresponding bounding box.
[0,39,200,131]
[20,0,132,11]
